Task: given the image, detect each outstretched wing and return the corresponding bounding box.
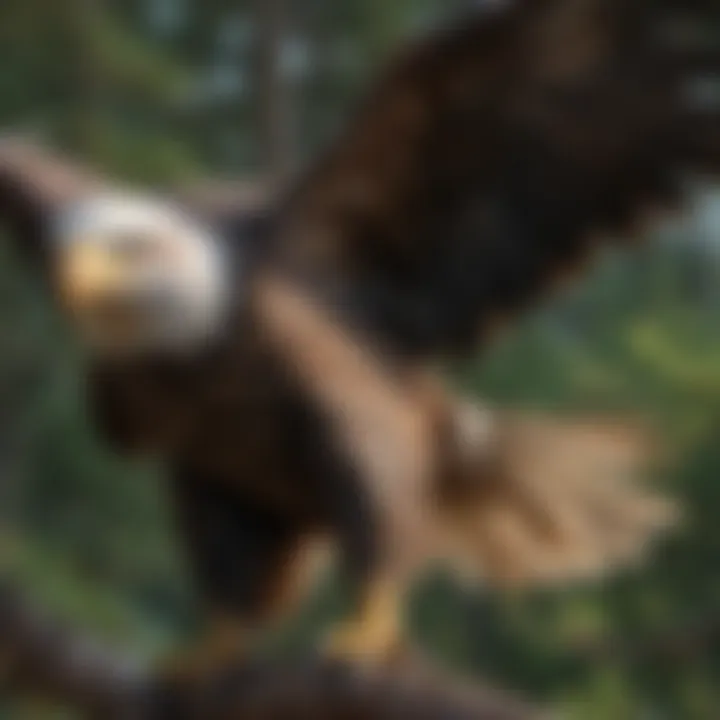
[267,0,720,359]
[172,178,274,228]
[440,405,678,588]
[170,178,279,271]
[0,140,102,279]
[0,140,278,292]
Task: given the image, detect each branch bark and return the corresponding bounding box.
[0,581,538,720]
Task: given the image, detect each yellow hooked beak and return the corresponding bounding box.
[58,239,127,314]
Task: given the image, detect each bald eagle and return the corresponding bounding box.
[0,0,715,679]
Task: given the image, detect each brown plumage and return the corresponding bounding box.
[0,0,715,674]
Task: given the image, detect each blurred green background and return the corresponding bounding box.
[1,1,719,718]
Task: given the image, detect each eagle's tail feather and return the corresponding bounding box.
[440,407,678,589]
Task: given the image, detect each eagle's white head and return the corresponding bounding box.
[54,193,231,356]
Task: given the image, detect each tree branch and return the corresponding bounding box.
[0,581,538,720]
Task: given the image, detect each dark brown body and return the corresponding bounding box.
[88,301,380,621]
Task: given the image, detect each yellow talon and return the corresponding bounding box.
[322,579,403,664]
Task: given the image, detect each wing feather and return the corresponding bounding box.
[0,140,101,275]
[269,0,720,359]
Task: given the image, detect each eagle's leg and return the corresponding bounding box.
[323,575,404,663]
[158,467,305,686]
[318,452,410,665]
